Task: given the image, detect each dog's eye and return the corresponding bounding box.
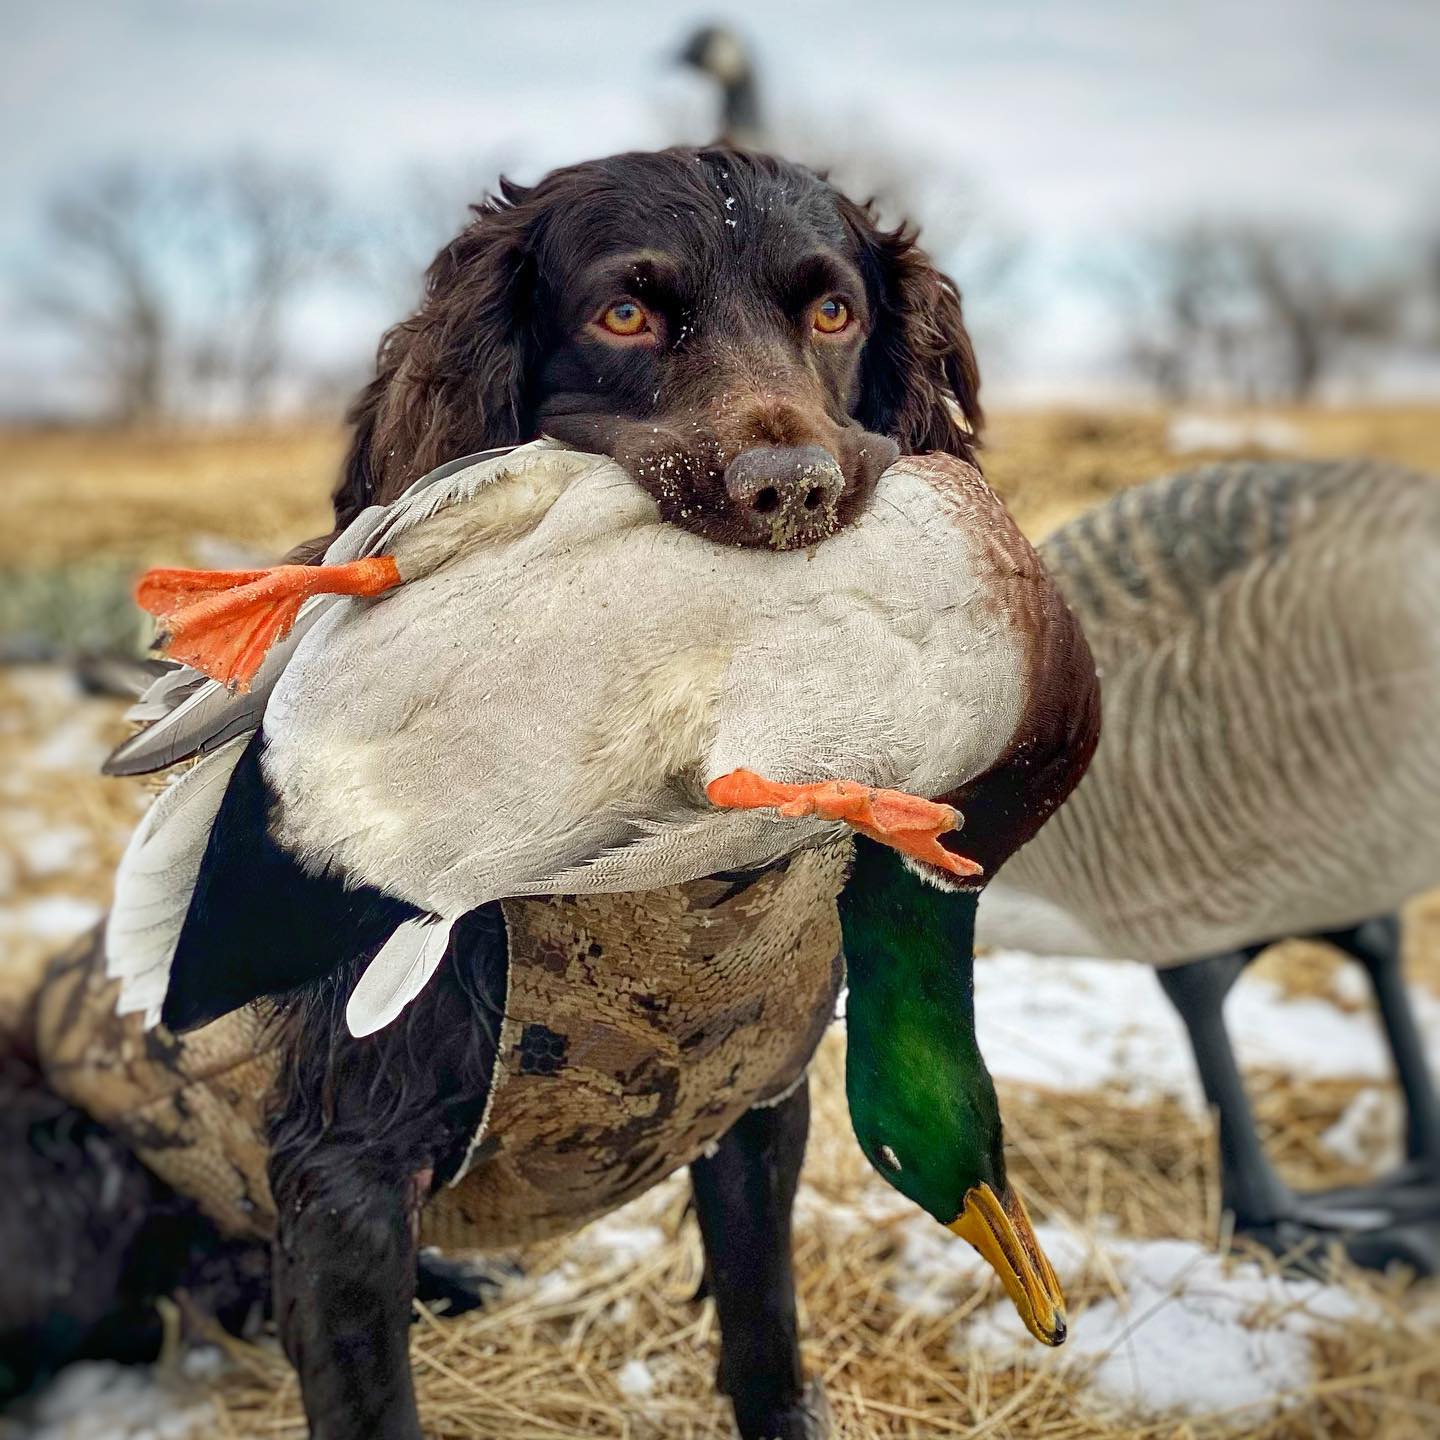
[599,301,650,337]
[812,297,851,335]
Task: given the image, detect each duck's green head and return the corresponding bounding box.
[839,836,1066,1347]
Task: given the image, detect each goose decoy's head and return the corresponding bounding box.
[676,24,764,149]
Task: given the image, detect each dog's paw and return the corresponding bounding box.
[738,1379,831,1440]
[413,1248,521,1317]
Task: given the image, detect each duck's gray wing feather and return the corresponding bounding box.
[102,444,533,778]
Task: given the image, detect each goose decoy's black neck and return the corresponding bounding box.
[678,24,764,148]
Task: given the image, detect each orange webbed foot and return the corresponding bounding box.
[135,556,402,690]
[707,769,983,880]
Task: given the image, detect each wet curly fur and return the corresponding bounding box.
[327,146,981,539]
[266,908,508,1203]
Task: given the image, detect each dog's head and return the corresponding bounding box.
[338,147,981,550]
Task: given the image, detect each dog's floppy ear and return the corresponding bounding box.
[332,181,538,525]
[844,201,983,468]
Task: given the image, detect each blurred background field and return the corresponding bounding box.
[5,0,1440,1436]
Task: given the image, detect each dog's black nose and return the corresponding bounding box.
[722,444,845,549]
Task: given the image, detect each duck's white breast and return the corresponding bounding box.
[262,455,1032,912]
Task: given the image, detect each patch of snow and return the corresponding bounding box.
[1328,963,1374,1008]
[868,1202,1380,1420]
[1320,1087,1404,1171]
[975,951,1440,1108]
[21,1361,215,1440]
[31,716,112,773]
[574,1175,686,1264]
[616,1358,656,1396]
[957,1228,1372,1420]
[529,1264,585,1305]
[1167,413,1304,455]
[0,894,103,940]
[4,666,85,713]
[19,825,91,877]
[577,1217,670,1265]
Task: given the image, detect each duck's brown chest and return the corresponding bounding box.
[423,841,849,1248]
[35,843,848,1252]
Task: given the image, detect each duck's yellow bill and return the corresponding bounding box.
[948,1182,1067,1346]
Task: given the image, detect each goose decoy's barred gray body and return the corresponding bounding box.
[976,457,1440,1271]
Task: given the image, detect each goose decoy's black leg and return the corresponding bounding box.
[1320,917,1440,1177]
[690,1082,828,1440]
[414,1249,519,1317]
[1155,949,1294,1227]
[1157,947,1440,1275]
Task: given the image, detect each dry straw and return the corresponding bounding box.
[180,1030,1440,1440]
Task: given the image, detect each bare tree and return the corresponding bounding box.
[31,167,175,424]
[1418,213,1440,350]
[30,159,354,423]
[199,160,356,414]
[1111,221,1403,404]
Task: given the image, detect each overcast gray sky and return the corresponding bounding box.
[4,0,1438,408]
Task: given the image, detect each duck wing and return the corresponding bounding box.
[102,443,532,778]
[106,735,251,1025]
[152,732,424,1032]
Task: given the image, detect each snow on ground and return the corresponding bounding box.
[0,895,103,941]
[1321,1087,1406,1170]
[16,824,92,879]
[804,1184,1397,1424]
[0,668,134,964]
[1167,413,1305,456]
[11,1358,218,1440]
[964,1229,1371,1419]
[975,948,1440,1107]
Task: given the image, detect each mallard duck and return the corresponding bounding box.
[58,440,1095,1436]
[107,441,1036,1038]
[976,458,1440,1272]
[841,834,1066,1343]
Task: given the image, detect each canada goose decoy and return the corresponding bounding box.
[976,458,1440,1272]
[91,440,1096,1391]
[677,25,765,148]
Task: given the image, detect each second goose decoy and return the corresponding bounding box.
[977,458,1440,1272]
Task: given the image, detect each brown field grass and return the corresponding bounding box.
[3,404,1440,1438]
[5,404,1439,568]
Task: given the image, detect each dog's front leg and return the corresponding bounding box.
[271,1149,426,1440]
[691,1081,828,1440]
[265,907,508,1439]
